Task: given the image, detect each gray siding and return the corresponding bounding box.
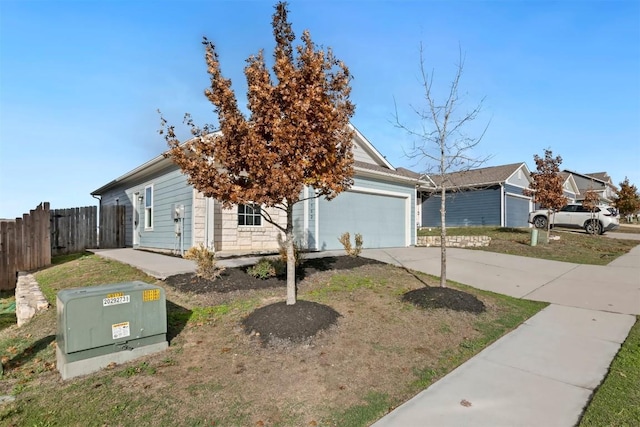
[422,186,501,227]
[505,166,530,188]
[504,183,529,196]
[352,140,381,164]
[137,169,193,251]
[98,165,193,252]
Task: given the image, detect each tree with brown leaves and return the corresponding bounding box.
[160,2,355,305]
[525,149,568,243]
[614,177,640,221]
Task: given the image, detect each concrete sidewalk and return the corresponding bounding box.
[363,246,639,427]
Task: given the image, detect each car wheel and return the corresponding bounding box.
[585,219,602,235]
[533,216,547,229]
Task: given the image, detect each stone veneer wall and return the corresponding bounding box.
[192,192,287,252]
[16,272,49,326]
[416,235,491,248]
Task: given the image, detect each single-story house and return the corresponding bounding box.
[558,172,580,203]
[91,124,419,255]
[563,170,617,204]
[419,163,533,228]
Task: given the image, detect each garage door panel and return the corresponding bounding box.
[318,191,406,250]
[506,195,530,227]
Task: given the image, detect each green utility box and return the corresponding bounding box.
[56,281,168,380]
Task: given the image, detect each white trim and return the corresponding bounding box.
[144,184,154,230]
[500,184,505,227]
[303,187,310,249]
[349,185,412,246]
[314,196,319,251]
[505,192,531,200]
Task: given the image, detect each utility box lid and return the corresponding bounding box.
[57,281,167,355]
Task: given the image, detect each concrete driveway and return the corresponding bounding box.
[361,245,640,315]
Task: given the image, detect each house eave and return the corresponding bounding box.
[91,154,174,195]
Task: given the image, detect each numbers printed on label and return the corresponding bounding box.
[103,295,131,306]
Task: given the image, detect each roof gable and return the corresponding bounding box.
[428,163,528,188]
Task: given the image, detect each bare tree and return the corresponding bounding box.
[582,186,600,235]
[525,149,568,243]
[160,2,355,305]
[395,45,489,287]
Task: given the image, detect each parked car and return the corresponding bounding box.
[528,204,620,235]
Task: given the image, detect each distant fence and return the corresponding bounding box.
[0,203,52,291]
[0,203,127,291]
[51,206,98,256]
[99,205,126,249]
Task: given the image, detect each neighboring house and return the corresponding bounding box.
[558,172,580,203]
[563,170,617,204]
[90,125,419,255]
[419,163,533,228]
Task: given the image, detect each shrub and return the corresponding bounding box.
[338,232,363,257]
[247,258,277,280]
[184,244,225,281]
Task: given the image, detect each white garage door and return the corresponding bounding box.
[317,190,408,250]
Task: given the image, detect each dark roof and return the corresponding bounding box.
[585,172,611,183]
[428,163,526,188]
[353,161,424,182]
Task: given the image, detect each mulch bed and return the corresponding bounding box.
[242,300,341,345]
[163,255,383,294]
[402,286,486,314]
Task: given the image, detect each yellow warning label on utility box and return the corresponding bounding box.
[143,289,161,302]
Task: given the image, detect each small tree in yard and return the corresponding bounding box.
[395,45,489,287]
[582,187,600,235]
[613,177,640,222]
[161,2,355,305]
[525,149,568,243]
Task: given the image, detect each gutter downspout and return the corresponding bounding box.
[500,184,505,227]
[92,194,101,248]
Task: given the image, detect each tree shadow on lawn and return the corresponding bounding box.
[166,300,191,343]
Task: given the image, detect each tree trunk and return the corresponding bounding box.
[440,185,447,287]
[546,209,552,244]
[285,204,296,305]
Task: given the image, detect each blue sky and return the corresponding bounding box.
[1,0,639,218]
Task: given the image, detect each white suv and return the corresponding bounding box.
[528,204,620,235]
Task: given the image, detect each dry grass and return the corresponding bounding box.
[0,255,544,426]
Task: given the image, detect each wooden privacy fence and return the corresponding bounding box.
[0,203,52,291]
[50,206,98,256]
[1,203,125,290]
[99,205,126,249]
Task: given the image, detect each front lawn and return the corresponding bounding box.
[0,254,545,426]
[579,316,640,426]
[418,227,638,265]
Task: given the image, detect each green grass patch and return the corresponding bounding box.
[418,227,637,265]
[34,253,156,304]
[579,316,640,426]
[329,392,391,427]
[306,273,379,301]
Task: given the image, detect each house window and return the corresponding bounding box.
[238,203,261,226]
[144,185,153,229]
